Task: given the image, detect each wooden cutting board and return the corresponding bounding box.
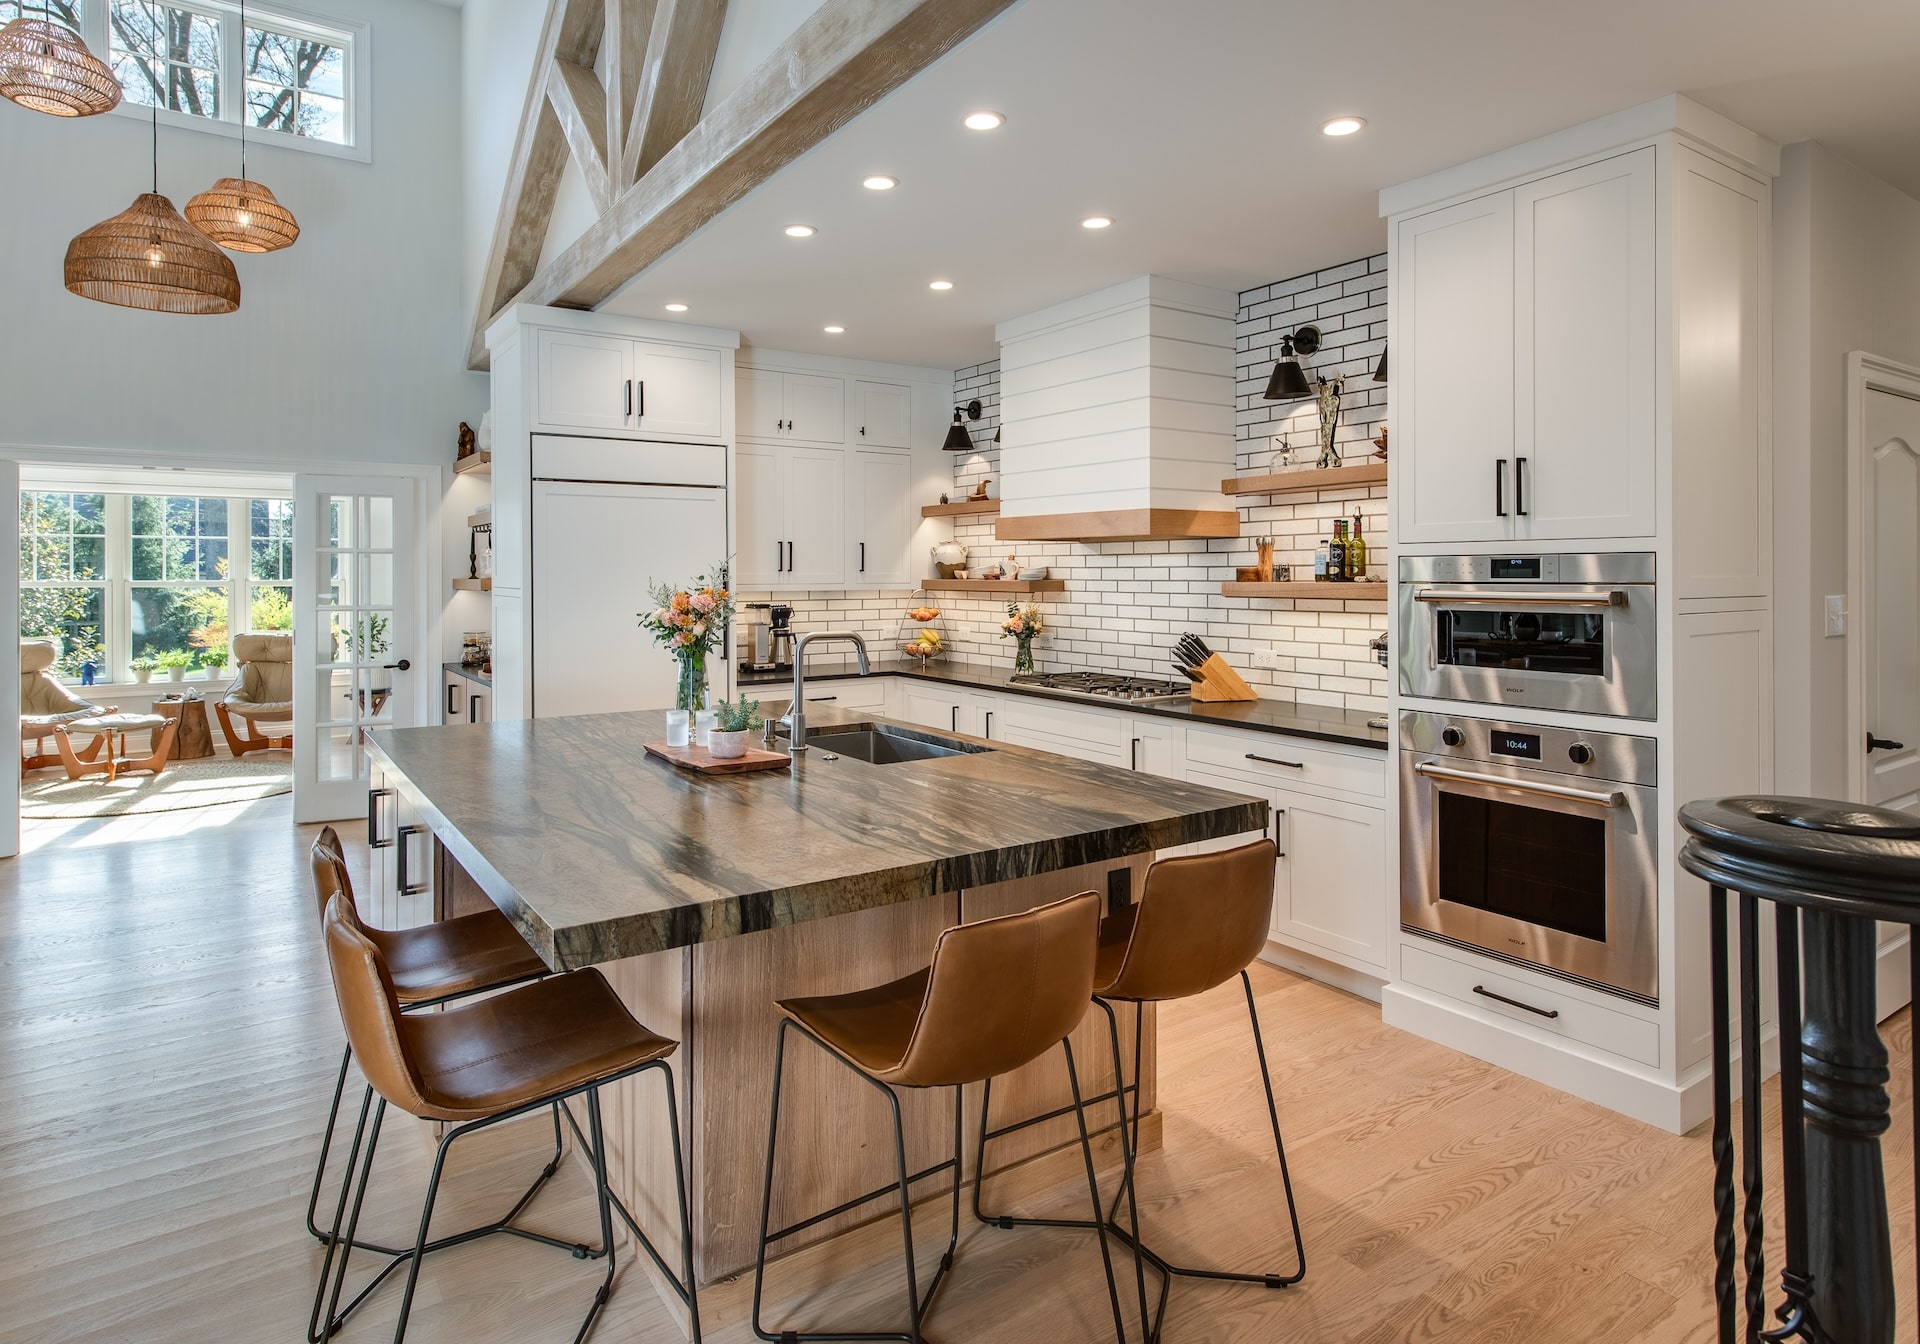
[644,741,792,774]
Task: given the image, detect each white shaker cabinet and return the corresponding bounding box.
[1268,787,1389,972]
[733,443,847,589]
[736,369,846,444]
[535,329,725,440]
[854,380,912,449]
[850,450,914,586]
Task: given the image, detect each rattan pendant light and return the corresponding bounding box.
[65,100,241,315]
[184,0,298,252]
[0,5,121,117]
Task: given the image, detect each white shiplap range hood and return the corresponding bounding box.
[993,276,1241,543]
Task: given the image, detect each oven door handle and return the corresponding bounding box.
[1413,589,1627,608]
[1414,761,1625,809]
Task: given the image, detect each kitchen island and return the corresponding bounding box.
[362,703,1266,1305]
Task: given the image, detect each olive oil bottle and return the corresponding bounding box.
[1347,513,1368,580]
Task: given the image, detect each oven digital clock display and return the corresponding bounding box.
[1490,556,1542,580]
[1490,730,1542,760]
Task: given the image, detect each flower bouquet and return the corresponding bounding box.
[640,565,734,711]
[1000,601,1044,674]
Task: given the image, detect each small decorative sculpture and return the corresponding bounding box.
[939,492,950,505]
[1373,425,1389,461]
[968,478,991,501]
[1315,375,1345,469]
[456,421,477,460]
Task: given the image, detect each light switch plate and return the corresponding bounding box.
[1251,649,1281,669]
[1825,595,1846,638]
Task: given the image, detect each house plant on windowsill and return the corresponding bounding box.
[199,643,230,680]
[640,564,734,712]
[128,655,158,685]
[157,650,193,683]
[709,693,761,760]
[1000,601,1044,675]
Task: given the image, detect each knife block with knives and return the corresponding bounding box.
[1174,633,1257,702]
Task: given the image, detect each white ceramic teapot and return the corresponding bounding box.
[930,540,969,570]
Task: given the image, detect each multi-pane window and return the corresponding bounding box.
[18,491,294,682]
[108,0,220,119]
[20,493,107,679]
[244,21,343,142]
[0,2,82,27]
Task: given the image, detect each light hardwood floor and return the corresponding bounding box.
[0,794,1912,1343]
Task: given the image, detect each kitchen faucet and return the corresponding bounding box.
[773,631,870,753]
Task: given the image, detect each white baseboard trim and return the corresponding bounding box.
[1259,941,1386,1003]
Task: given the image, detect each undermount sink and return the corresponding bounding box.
[805,725,989,764]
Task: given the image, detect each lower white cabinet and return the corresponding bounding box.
[898,683,999,737]
[443,671,492,725]
[793,677,890,713]
[995,696,1129,765]
[1128,716,1187,779]
[365,763,434,932]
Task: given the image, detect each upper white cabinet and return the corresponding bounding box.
[733,443,846,588]
[535,328,725,440]
[850,450,914,586]
[1394,148,1657,545]
[854,380,912,449]
[737,369,845,444]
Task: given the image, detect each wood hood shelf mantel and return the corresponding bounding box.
[994,508,1242,542]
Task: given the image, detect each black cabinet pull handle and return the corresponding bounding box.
[786,541,794,572]
[368,787,393,849]
[446,683,457,717]
[860,425,867,436]
[1473,985,1560,1019]
[1131,737,1140,771]
[1246,753,1305,769]
[984,711,993,739]
[859,541,866,573]
[775,540,784,573]
[1515,456,1528,516]
[625,380,632,417]
[1495,459,1508,517]
[806,695,836,702]
[951,705,958,732]
[635,381,644,417]
[470,694,483,724]
[1868,734,1906,753]
[397,824,428,896]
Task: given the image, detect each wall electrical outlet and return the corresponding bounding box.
[1825,595,1847,638]
[1251,649,1282,669]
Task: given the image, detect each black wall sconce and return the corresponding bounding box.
[1372,344,1388,382]
[1263,325,1321,402]
[943,398,983,451]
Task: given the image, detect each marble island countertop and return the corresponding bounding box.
[365,703,1267,970]
[739,658,1389,750]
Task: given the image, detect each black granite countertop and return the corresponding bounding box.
[739,658,1388,751]
[365,703,1267,970]
[442,661,491,686]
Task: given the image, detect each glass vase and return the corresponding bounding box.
[675,647,709,711]
[1013,637,1035,674]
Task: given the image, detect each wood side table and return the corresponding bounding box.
[154,697,215,760]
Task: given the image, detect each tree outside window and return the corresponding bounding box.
[108,0,220,119]
[245,22,344,143]
[19,492,106,679]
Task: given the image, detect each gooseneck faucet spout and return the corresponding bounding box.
[778,632,870,753]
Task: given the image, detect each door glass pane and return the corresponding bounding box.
[362,553,393,608]
[326,496,353,549]
[315,727,357,781]
[365,496,393,550]
[1437,793,1608,941]
[322,552,352,607]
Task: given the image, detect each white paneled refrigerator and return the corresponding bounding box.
[530,435,730,717]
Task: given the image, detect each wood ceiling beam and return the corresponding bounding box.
[604,0,661,181]
[547,58,614,213]
[469,0,1019,367]
[465,0,610,370]
[619,0,727,188]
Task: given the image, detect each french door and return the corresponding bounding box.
[292,476,417,823]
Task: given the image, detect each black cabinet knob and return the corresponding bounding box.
[1568,743,1594,765]
[1440,726,1464,747]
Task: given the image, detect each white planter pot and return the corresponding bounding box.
[167,667,186,682]
[132,669,152,684]
[709,729,749,760]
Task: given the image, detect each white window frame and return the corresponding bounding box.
[81,0,371,163]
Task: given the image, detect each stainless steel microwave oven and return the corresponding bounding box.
[1398,553,1656,720]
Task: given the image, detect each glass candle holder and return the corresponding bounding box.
[694,709,718,747]
[664,709,691,748]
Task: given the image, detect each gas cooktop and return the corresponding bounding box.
[1008,670,1191,704]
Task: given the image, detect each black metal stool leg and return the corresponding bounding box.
[751,1019,792,1343]
[1064,1036,1133,1344]
[1097,998,1162,1342]
[306,1043,356,1243]
[575,1086,617,1344]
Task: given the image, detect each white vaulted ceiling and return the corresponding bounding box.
[597,0,1920,368]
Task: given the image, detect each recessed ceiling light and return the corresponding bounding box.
[664,302,689,312]
[823,325,845,334]
[863,174,898,191]
[1081,216,1112,230]
[963,110,1004,131]
[928,279,954,291]
[784,224,816,238]
[1321,116,1366,137]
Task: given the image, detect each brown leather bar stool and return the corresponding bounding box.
[309,890,701,1343]
[304,826,552,1251]
[751,890,1129,1344]
[973,839,1303,1343]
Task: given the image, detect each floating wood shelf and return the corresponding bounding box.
[453,452,493,477]
[465,512,493,529]
[1221,461,1387,496]
[451,578,493,592]
[1221,580,1388,600]
[920,578,1065,595]
[920,498,999,517]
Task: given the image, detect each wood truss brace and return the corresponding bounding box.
[468,0,1020,369]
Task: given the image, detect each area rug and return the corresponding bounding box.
[21,755,293,819]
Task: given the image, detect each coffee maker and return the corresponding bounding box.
[740,603,796,671]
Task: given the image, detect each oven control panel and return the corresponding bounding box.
[1398,552,1656,585]
[1399,711,1657,787]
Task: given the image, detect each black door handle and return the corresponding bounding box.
[983,711,993,739]
[1868,734,1906,753]
[1474,984,1559,1019]
[1515,456,1528,516]
[397,824,428,896]
[625,380,632,417]
[951,705,958,732]
[1495,459,1508,517]
[1131,737,1140,771]
[635,381,644,417]
[368,787,393,849]
[859,541,866,573]
[445,683,458,717]
[470,694,483,724]
[383,660,410,671]
[775,540,784,573]
[786,541,794,572]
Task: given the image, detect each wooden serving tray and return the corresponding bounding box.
[644,741,792,774]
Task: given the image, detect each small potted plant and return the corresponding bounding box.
[709,693,761,760]
[157,650,193,682]
[199,643,229,680]
[128,654,159,685]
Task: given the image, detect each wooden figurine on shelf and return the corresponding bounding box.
[456,421,477,460]
[1373,425,1389,461]
[1315,375,1346,468]
[968,477,991,502]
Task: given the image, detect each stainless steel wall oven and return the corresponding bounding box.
[1398,553,1656,720]
[1400,711,1659,1004]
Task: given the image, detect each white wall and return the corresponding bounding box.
[460,0,550,329]
[0,0,482,468]
[1773,141,1920,797]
